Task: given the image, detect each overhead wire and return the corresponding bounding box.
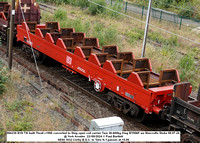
[88,0,200,45]
[19,0,44,89]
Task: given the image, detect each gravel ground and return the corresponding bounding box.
[0,52,77,132]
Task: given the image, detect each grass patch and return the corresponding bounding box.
[92,22,118,46]
[126,29,178,46]
[4,99,34,131]
[160,45,176,57]
[126,28,144,43]
[6,110,33,131]
[0,61,8,96]
[5,100,33,112]
[53,9,67,21]
[148,31,168,44]
[0,128,5,142]
[178,54,198,88]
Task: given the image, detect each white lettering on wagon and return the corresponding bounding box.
[77,67,86,73]
[66,56,72,65]
[125,92,134,99]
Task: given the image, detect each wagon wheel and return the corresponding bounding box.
[106,94,112,103]
[34,50,46,64]
[37,53,46,64]
[182,133,199,143]
[134,109,146,123]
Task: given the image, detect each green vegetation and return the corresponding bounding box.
[3,99,33,131]
[126,28,144,43]
[39,0,89,7]
[0,128,5,142]
[178,54,197,88]
[0,98,33,141]
[88,0,123,18]
[0,61,8,95]
[128,0,200,20]
[39,0,123,19]
[88,0,106,15]
[66,19,91,33]
[6,110,33,131]
[126,28,178,46]
[106,0,124,18]
[49,8,119,47]
[92,22,118,46]
[53,9,67,21]
[5,100,33,111]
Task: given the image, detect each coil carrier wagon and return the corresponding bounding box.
[16,21,191,122]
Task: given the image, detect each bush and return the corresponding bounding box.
[88,0,106,15]
[177,3,194,18]
[106,0,124,18]
[76,0,89,8]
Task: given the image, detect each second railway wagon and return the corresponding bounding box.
[16,21,187,122]
[0,0,40,41]
[167,82,200,142]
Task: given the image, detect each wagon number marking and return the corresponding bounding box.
[66,56,72,65]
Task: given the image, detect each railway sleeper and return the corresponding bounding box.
[83,85,94,90]
[77,82,92,87]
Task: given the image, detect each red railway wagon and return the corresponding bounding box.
[17,21,187,121]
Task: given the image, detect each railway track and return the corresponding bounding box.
[39,2,57,12]
[29,77,94,131]
[0,44,169,131]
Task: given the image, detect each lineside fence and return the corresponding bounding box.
[108,0,200,29]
